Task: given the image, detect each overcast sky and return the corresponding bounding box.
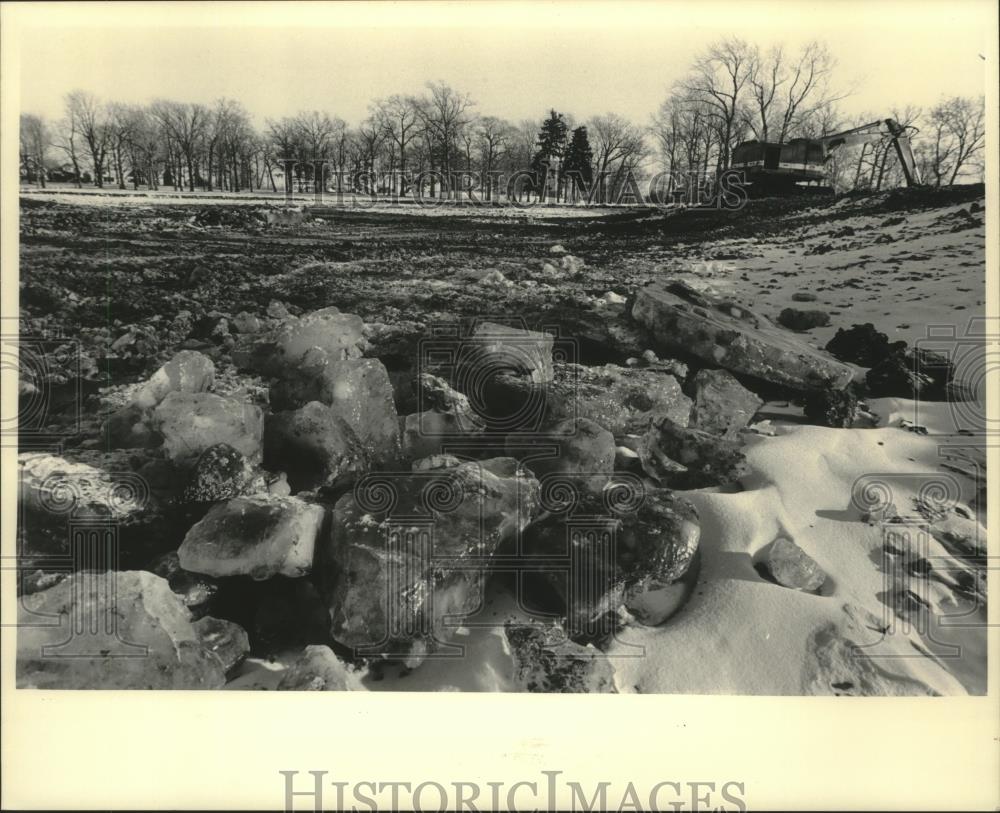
[12,1,994,127]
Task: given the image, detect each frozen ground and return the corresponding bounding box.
[16,183,989,694]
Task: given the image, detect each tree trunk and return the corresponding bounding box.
[91,145,103,188]
[115,147,126,190]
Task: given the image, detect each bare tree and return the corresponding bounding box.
[329,125,353,192]
[776,41,845,140]
[372,95,419,195]
[651,91,721,180]
[151,100,208,191]
[589,113,646,202]
[650,99,681,174]
[937,96,986,183]
[124,107,161,190]
[355,118,387,190]
[745,44,785,142]
[205,99,242,191]
[475,116,514,200]
[293,110,343,191]
[52,106,85,187]
[19,114,49,187]
[266,116,302,192]
[919,105,956,187]
[66,90,110,187]
[295,110,338,158]
[678,37,753,170]
[414,81,475,198]
[219,102,255,191]
[504,119,538,171]
[106,103,138,189]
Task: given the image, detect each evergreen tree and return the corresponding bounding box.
[531,109,568,200]
[562,125,594,201]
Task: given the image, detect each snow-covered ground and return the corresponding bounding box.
[660,196,987,350]
[20,185,639,219]
[227,398,987,695]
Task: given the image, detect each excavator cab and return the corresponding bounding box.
[763,144,781,171]
[731,138,828,195]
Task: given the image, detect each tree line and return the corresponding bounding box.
[19,38,986,200]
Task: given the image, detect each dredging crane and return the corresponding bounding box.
[731,118,922,194]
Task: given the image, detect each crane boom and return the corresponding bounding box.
[821,119,922,186]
